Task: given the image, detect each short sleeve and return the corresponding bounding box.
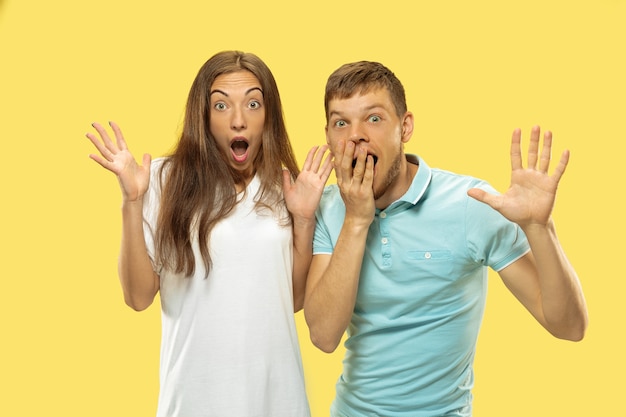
[464,180,530,272]
[312,185,345,255]
[313,212,334,255]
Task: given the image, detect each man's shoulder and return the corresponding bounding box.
[431,166,481,183]
[429,167,492,194]
[320,184,342,203]
[316,184,346,223]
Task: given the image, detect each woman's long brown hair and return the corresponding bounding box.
[155,51,300,277]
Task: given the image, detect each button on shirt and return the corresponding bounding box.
[313,155,530,417]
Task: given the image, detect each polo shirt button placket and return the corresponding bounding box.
[379,210,391,268]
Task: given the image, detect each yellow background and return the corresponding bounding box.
[1,0,623,416]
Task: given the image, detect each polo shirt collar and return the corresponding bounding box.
[399,154,431,205]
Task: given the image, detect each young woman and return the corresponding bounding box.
[86,51,332,417]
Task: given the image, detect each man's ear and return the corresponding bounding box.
[401,111,415,143]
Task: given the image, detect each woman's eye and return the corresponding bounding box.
[249,100,261,109]
[369,115,381,122]
[214,102,227,111]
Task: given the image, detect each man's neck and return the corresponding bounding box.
[374,156,418,210]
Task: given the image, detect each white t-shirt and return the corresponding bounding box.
[143,158,310,417]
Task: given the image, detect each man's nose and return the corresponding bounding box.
[348,123,368,143]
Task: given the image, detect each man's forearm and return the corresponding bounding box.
[304,218,369,352]
[523,219,588,340]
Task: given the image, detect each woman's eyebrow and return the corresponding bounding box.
[209,87,263,97]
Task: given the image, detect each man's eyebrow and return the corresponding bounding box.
[329,104,386,118]
[328,110,342,118]
[363,104,386,112]
[209,87,264,97]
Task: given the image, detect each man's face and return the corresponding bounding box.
[326,87,413,202]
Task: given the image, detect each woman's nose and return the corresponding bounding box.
[231,107,246,130]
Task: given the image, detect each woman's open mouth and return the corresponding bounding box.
[230,139,249,163]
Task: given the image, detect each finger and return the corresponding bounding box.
[87,152,118,174]
[333,140,346,186]
[551,149,569,183]
[142,153,152,170]
[538,130,552,173]
[87,153,109,169]
[319,151,334,182]
[301,145,319,172]
[282,167,292,192]
[467,188,501,210]
[362,154,374,188]
[109,121,129,152]
[527,125,541,169]
[311,144,330,174]
[91,122,117,152]
[351,145,368,182]
[510,128,523,171]
[339,141,357,184]
[85,131,114,162]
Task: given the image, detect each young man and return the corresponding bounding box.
[303,61,588,417]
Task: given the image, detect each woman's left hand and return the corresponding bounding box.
[283,144,333,221]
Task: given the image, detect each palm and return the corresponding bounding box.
[86,122,151,202]
[284,145,333,220]
[468,126,569,228]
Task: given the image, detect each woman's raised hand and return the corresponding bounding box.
[86,121,152,202]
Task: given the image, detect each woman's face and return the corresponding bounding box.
[209,70,265,183]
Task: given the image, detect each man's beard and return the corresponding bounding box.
[373,147,403,200]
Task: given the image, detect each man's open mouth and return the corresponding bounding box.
[352,155,378,168]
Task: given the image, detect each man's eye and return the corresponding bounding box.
[334,120,346,127]
[369,115,381,122]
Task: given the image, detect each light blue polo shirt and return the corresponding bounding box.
[313,155,530,417]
